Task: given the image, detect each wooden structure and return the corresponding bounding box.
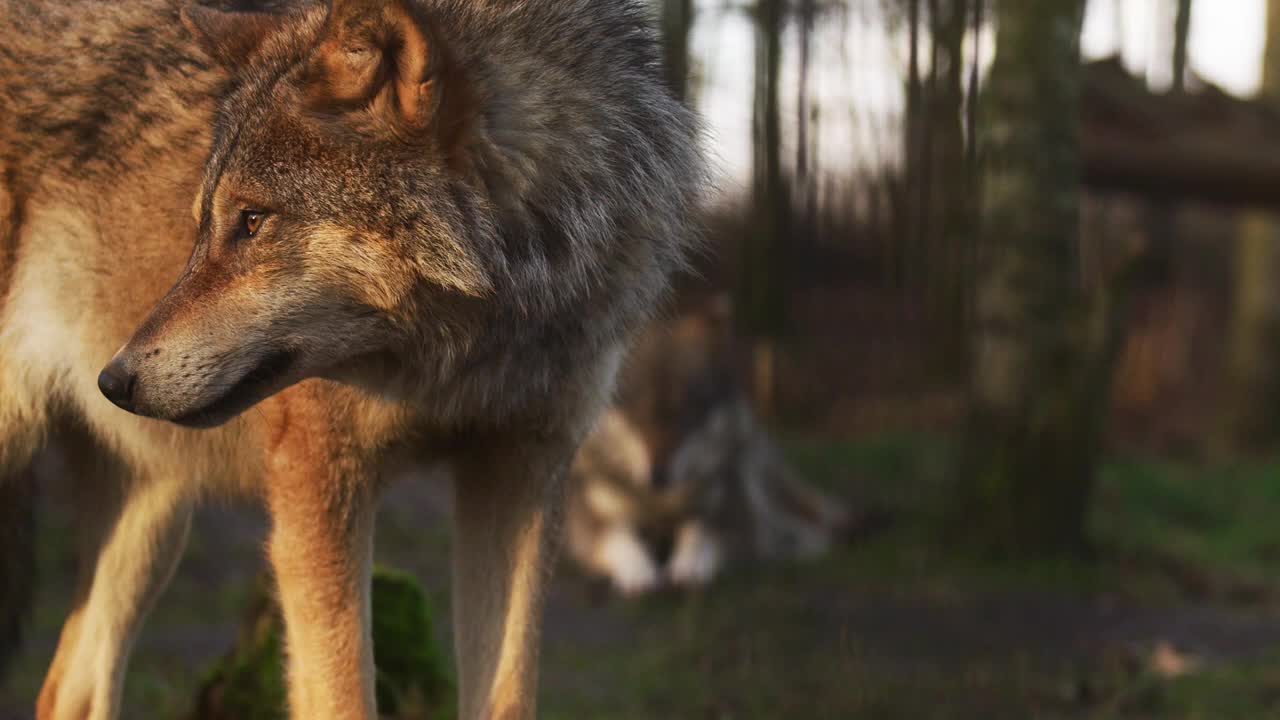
[1084,57,1280,208]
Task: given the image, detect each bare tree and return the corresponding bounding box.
[924,0,974,369]
[796,0,819,234]
[1172,0,1192,91]
[740,0,791,417]
[896,0,977,371]
[661,0,695,102]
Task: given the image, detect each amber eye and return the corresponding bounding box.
[239,210,265,239]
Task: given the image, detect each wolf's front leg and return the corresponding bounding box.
[451,439,572,720]
[262,410,378,720]
[37,456,192,720]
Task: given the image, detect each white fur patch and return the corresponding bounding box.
[1,204,94,384]
[597,526,658,596]
[668,520,722,587]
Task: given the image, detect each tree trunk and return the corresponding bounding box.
[924,0,974,373]
[899,0,974,374]
[899,0,923,286]
[1219,0,1280,451]
[1221,218,1280,451]
[795,0,818,241]
[1172,0,1192,92]
[660,0,695,102]
[740,0,790,417]
[952,0,1093,556]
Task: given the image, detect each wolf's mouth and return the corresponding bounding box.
[172,349,296,428]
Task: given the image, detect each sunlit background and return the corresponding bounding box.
[698,0,1267,187]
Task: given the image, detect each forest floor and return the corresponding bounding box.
[8,435,1280,718]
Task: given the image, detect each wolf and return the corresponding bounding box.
[566,297,850,595]
[0,0,703,717]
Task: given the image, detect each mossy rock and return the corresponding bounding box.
[370,568,454,717]
[192,567,454,720]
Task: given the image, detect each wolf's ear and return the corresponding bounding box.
[310,0,464,138]
[182,4,291,70]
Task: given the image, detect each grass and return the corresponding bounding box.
[790,433,1280,603]
[1093,457,1280,602]
[10,434,1280,718]
[541,435,1280,718]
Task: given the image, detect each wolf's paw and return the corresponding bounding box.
[599,527,659,596]
[668,522,722,587]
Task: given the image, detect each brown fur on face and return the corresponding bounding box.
[110,0,703,436]
[108,1,491,425]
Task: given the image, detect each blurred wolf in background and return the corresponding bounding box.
[567,297,850,595]
[0,0,702,718]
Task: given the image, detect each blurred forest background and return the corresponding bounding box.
[15,0,1280,718]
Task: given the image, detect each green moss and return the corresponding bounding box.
[371,568,453,717]
[190,575,287,720]
[191,568,453,720]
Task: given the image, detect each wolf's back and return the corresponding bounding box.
[0,0,224,182]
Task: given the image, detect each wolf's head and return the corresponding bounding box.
[98,0,492,427]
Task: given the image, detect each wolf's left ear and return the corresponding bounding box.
[181,4,293,70]
[311,0,466,138]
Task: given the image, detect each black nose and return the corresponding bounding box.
[98,360,137,412]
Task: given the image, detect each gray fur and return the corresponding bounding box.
[184,0,707,432]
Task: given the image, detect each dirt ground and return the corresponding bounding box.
[7,437,1280,719]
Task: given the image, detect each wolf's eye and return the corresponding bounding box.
[239,210,265,239]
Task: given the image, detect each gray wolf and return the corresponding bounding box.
[566,298,849,595]
[0,0,703,717]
